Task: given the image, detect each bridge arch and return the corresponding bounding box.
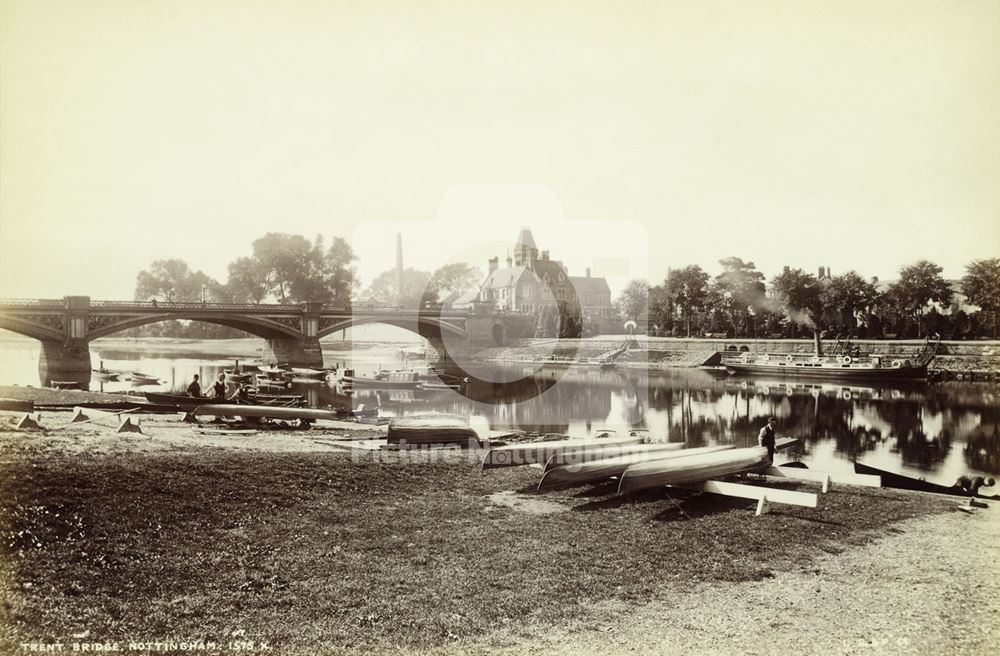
[317,315,468,341]
[0,316,66,342]
[86,313,303,340]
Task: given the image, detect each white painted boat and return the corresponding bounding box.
[290,367,328,380]
[482,431,645,470]
[538,444,731,490]
[617,446,770,494]
[189,404,343,422]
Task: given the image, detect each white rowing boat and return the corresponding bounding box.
[189,404,343,421]
[617,446,770,494]
[482,431,645,470]
[538,444,731,490]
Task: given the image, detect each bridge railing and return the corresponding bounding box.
[0,298,531,318]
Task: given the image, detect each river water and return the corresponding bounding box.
[1,334,998,484]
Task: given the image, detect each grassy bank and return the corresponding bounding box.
[0,443,951,654]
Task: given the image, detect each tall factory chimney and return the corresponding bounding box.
[395,233,404,307]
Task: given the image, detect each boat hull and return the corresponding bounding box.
[482,435,645,469]
[345,377,421,389]
[617,446,770,494]
[387,415,480,448]
[539,444,730,489]
[725,362,927,380]
[853,461,965,496]
[190,404,342,421]
[145,392,304,407]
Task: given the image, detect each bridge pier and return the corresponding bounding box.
[261,336,325,367]
[38,339,92,387]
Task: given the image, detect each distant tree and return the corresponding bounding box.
[886,260,953,337]
[768,268,822,337]
[324,236,358,305]
[426,263,482,302]
[615,279,648,322]
[712,257,765,337]
[249,233,326,303]
[559,304,583,338]
[364,267,432,308]
[665,265,709,337]
[961,258,1000,338]
[647,284,673,336]
[821,271,879,337]
[225,256,270,304]
[135,259,222,302]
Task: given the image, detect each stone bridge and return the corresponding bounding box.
[0,297,534,384]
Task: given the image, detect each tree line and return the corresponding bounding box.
[616,257,1000,340]
[127,234,482,338]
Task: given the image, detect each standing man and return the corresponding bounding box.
[187,374,202,398]
[211,373,227,400]
[758,416,778,462]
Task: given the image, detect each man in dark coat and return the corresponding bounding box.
[758,417,777,462]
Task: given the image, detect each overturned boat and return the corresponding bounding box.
[482,430,647,469]
[617,446,771,494]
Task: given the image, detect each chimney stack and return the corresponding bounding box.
[817,266,824,278]
[506,255,513,268]
[541,250,549,261]
[586,267,591,278]
[488,257,499,274]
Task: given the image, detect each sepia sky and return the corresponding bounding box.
[1,0,998,300]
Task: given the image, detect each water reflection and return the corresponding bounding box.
[1,335,998,480]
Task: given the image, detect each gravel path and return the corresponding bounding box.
[461,504,999,656]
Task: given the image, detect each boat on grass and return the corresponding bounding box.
[540,437,798,490]
[853,461,986,497]
[539,444,724,490]
[617,446,771,494]
[386,415,480,448]
[188,404,344,422]
[482,430,647,469]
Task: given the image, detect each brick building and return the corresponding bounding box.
[460,228,617,335]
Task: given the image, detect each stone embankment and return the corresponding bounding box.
[476,337,1000,377]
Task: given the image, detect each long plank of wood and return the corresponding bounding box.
[677,480,818,508]
[766,466,881,488]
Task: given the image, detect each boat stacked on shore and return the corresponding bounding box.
[483,431,798,496]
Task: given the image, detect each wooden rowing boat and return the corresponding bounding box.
[386,415,480,448]
[145,391,305,407]
[539,438,797,490]
[482,432,646,470]
[289,367,328,380]
[50,380,84,390]
[189,404,344,421]
[129,371,160,385]
[617,446,771,494]
[538,444,729,490]
[0,398,34,412]
[853,461,974,497]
